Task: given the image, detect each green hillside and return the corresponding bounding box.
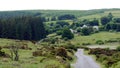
[0,8,120,68]
[1,8,120,19]
[78,9,120,20]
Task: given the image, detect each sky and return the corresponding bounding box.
[0,0,120,11]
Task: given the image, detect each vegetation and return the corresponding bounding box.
[81,27,91,35]
[62,28,74,39]
[116,46,120,51]
[58,14,76,20]
[0,9,120,68]
[0,16,46,41]
[72,32,120,45]
[88,48,120,68]
[0,38,76,68]
[95,40,104,45]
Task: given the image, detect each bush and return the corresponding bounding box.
[104,48,110,51]
[62,28,74,39]
[0,51,6,57]
[64,37,68,41]
[76,27,81,32]
[0,49,9,58]
[32,50,43,56]
[116,46,120,51]
[64,42,77,51]
[50,38,56,44]
[82,42,91,45]
[81,27,91,36]
[58,14,76,20]
[106,39,118,43]
[0,46,2,50]
[56,21,69,27]
[56,30,62,35]
[45,64,60,68]
[96,40,104,45]
[99,26,105,31]
[56,47,68,58]
[94,30,99,33]
[64,63,71,68]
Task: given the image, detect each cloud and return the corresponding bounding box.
[0,0,119,11]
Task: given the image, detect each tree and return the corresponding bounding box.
[62,28,74,39]
[51,16,57,21]
[81,27,91,35]
[116,23,120,31]
[56,30,63,35]
[108,13,113,21]
[76,27,81,32]
[56,21,69,27]
[101,13,113,25]
[105,23,120,31]
[105,24,111,31]
[114,18,120,23]
[0,16,46,41]
[89,18,99,26]
[58,14,76,20]
[101,16,110,25]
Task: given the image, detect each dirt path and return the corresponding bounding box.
[72,49,100,68]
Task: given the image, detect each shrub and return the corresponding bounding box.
[104,48,110,51]
[82,42,91,45]
[50,38,56,44]
[106,39,118,43]
[32,50,43,56]
[58,14,76,20]
[80,46,89,50]
[67,49,74,54]
[64,63,71,68]
[65,42,77,51]
[116,46,120,51]
[67,55,73,61]
[99,26,105,31]
[96,40,104,45]
[56,30,62,35]
[0,51,6,57]
[0,46,2,50]
[81,27,91,36]
[62,28,74,39]
[56,47,67,58]
[45,64,60,68]
[76,27,81,32]
[0,49,10,58]
[64,37,68,41]
[94,30,99,33]
[97,54,108,62]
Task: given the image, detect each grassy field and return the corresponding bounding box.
[78,10,120,20]
[71,32,120,46]
[0,38,75,68]
[44,10,120,26]
[0,32,120,68]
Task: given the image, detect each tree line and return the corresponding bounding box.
[0,16,46,41]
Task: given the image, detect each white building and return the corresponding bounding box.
[70,29,77,33]
[81,24,88,29]
[93,26,99,31]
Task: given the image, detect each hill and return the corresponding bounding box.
[78,9,120,20]
[1,8,120,19]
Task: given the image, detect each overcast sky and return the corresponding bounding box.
[0,0,120,11]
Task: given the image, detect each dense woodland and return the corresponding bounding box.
[0,16,46,41]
